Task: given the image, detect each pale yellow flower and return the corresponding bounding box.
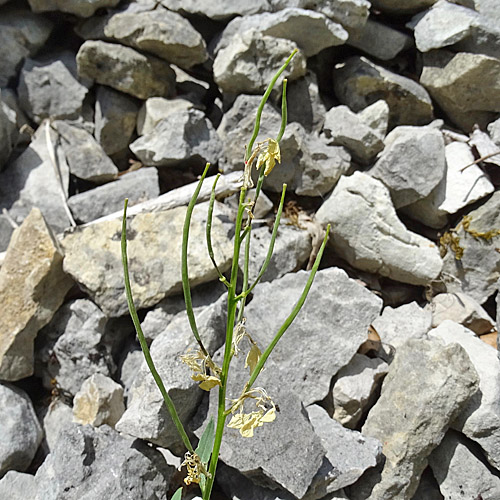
[180,349,221,391]
[256,138,281,176]
[178,451,210,485]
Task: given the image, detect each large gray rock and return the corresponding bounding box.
[429,320,500,470]
[116,295,226,449]
[130,108,222,167]
[214,31,306,94]
[54,120,118,184]
[429,430,500,499]
[323,105,385,165]
[99,7,208,69]
[420,50,500,131]
[61,201,232,317]
[0,92,18,170]
[0,471,37,500]
[308,0,370,30]
[440,190,500,303]
[27,0,120,17]
[0,7,53,87]
[156,0,270,20]
[0,383,43,478]
[136,97,195,136]
[360,338,479,500]
[370,0,438,14]
[33,424,173,499]
[42,400,74,452]
[17,52,90,124]
[0,124,71,234]
[333,56,434,128]
[94,86,139,156]
[68,168,159,224]
[216,8,348,57]
[35,299,115,396]
[244,268,383,406]
[315,172,443,286]
[0,209,73,381]
[77,40,176,99]
[369,125,446,209]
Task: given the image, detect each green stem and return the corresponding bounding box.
[121,199,194,454]
[276,79,288,143]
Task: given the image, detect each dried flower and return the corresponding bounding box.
[179,451,210,485]
[256,138,281,176]
[180,349,221,391]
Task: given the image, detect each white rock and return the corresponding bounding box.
[136,97,194,136]
[357,100,390,139]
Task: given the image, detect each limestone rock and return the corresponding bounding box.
[62,201,232,317]
[315,172,443,286]
[216,8,348,58]
[137,97,194,136]
[440,190,500,303]
[130,108,222,168]
[361,338,479,500]
[101,7,208,69]
[0,383,43,478]
[214,31,306,94]
[156,0,270,20]
[0,209,72,381]
[54,120,118,183]
[371,302,432,350]
[73,373,125,428]
[76,40,176,99]
[429,320,500,470]
[323,105,385,165]
[68,168,159,224]
[420,50,500,131]
[332,354,389,429]
[27,0,120,17]
[0,92,18,170]
[34,424,173,499]
[309,0,370,30]
[35,299,115,396]
[0,471,37,500]
[370,0,438,14]
[94,86,139,156]
[17,51,90,124]
[0,7,53,87]
[42,400,73,452]
[369,126,446,208]
[429,292,495,335]
[305,405,382,498]
[469,127,500,168]
[0,124,71,233]
[357,100,389,139]
[244,268,383,406]
[116,295,226,449]
[333,56,434,129]
[429,430,500,500]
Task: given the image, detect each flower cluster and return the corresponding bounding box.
[179,451,210,486]
[180,349,221,391]
[243,138,281,189]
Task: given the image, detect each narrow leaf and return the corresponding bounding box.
[196,417,215,464]
[171,487,183,500]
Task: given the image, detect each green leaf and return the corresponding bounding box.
[196,417,215,464]
[171,487,183,500]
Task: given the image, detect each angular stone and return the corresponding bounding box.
[0,383,43,478]
[62,201,232,317]
[68,168,159,224]
[94,86,139,156]
[370,0,438,14]
[0,92,18,170]
[488,115,500,145]
[214,31,306,94]
[35,299,115,396]
[429,320,500,470]
[77,40,175,99]
[0,7,53,87]
[357,100,389,139]
[429,430,500,500]
[73,373,125,427]
[323,105,385,165]
[333,56,434,128]
[429,292,495,335]
[239,224,312,284]
[28,0,120,17]
[362,338,479,500]
[348,18,413,61]
[420,50,500,131]
[305,405,382,498]
[17,51,90,124]
[136,97,194,136]
[34,424,173,498]
[315,172,443,285]
[310,0,370,30]
[54,120,118,183]
[157,0,270,20]
[116,295,226,449]
[216,8,348,57]
[0,209,72,381]
[0,122,72,233]
[245,268,382,406]
[42,400,73,451]
[469,127,500,168]
[0,471,37,500]
[371,302,432,351]
[130,108,222,167]
[369,126,446,208]
[441,191,500,303]
[332,354,389,429]
[100,7,207,69]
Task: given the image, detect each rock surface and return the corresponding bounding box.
[27,0,120,17]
